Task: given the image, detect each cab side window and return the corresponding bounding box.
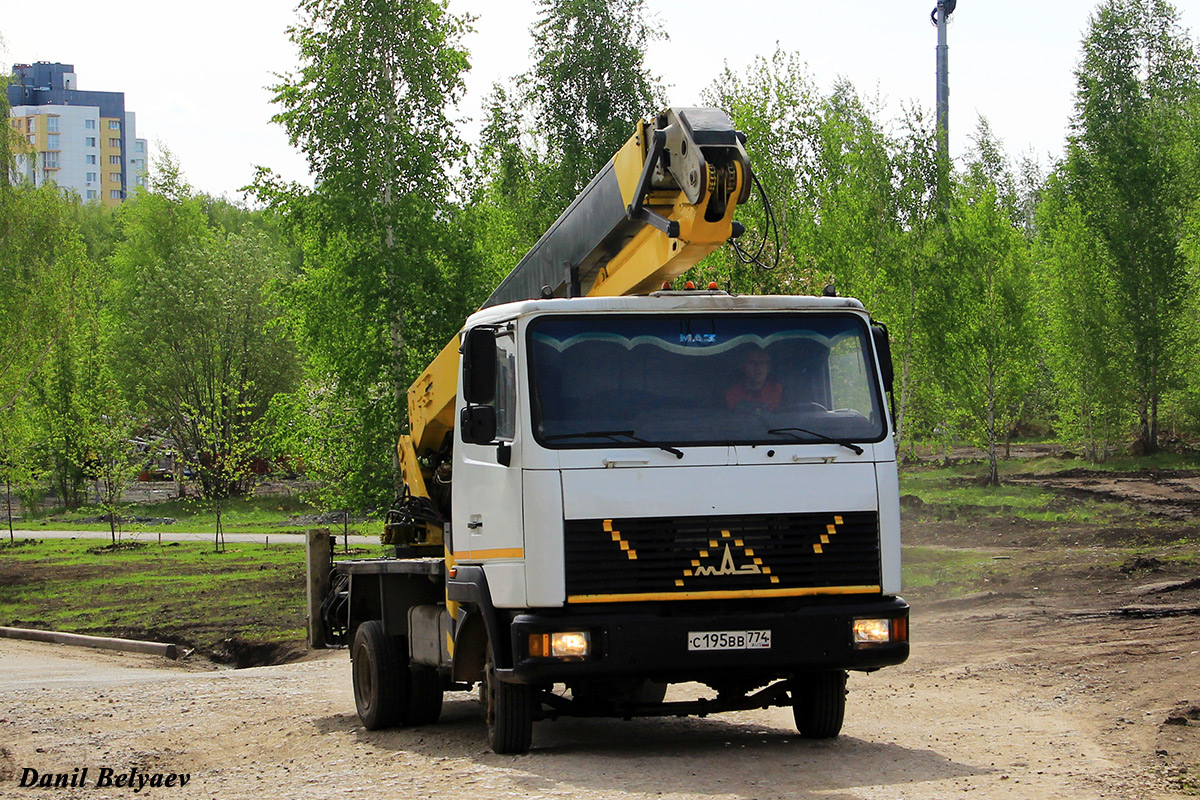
[494,332,517,441]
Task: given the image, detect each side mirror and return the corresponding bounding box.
[872,324,895,394]
[462,327,496,404]
[460,405,497,445]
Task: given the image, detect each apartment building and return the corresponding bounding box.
[7,61,149,206]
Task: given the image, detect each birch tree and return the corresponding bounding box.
[255,0,473,507]
[925,121,1036,484]
[1065,0,1199,452]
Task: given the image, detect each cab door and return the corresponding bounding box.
[452,326,525,569]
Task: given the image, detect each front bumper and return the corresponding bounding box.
[501,595,909,685]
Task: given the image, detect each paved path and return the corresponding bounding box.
[4,529,381,547]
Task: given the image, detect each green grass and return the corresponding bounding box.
[901,545,999,597]
[899,461,1142,524]
[0,538,331,662]
[11,490,374,535]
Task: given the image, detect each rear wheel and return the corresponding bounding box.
[484,642,533,754]
[404,665,444,726]
[792,670,846,739]
[352,621,406,730]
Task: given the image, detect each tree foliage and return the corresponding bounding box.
[1034,172,1131,460]
[468,0,666,281]
[0,400,43,541]
[527,0,664,199]
[1063,0,1199,452]
[29,295,114,508]
[0,184,92,416]
[111,154,296,499]
[703,50,940,445]
[924,120,1037,483]
[6,0,1200,523]
[255,0,476,509]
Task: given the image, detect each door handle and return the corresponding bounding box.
[602,459,650,468]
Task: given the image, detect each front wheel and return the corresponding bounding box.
[484,642,533,754]
[792,670,846,739]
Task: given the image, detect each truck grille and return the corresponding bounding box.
[564,511,881,603]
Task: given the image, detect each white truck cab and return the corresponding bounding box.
[454,293,902,609]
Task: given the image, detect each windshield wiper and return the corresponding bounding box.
[542,429,684,459]
[767,427,865,456]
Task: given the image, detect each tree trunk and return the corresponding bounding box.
[1136,391,1156,455]
[1150,393,1159,454]
[1084,403,1098,463]
[214,499,224,553]
[895,283,916,448]
[986,363,999,486]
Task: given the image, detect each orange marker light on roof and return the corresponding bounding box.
[684,281,696,290]
[708,281,719,290]
[662,281,671,290]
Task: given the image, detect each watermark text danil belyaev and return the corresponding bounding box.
[17,766,191,792]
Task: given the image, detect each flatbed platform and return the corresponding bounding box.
[332,557,446,578]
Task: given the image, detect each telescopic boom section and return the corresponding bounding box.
[394,108,751,540]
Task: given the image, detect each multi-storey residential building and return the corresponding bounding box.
[6,62,149,206]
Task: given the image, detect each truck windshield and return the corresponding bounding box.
[528,313,887,449]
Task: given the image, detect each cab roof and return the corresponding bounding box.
[464,293,868,329]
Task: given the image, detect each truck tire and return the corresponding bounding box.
[633,679,668,705]
[352,620,407,730]
[404,666,444,726]
[484,643,533,754]
[792,670,846,739]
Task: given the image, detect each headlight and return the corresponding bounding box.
[528,631,591,659]
[852,617,906,645]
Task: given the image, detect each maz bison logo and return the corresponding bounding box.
[678,529,777,587]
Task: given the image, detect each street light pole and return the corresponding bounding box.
[936,4,948,157]
[933,0,956,164]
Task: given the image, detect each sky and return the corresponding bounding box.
[3,0,1196,199]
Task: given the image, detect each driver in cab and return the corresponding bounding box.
[725,347,781,412]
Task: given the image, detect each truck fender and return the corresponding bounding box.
[450,608,487,683]
[447,565,509,673]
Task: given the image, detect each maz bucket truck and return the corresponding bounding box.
[317,107,909,754]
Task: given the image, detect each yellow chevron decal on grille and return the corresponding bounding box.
[604,520,638,561]
[814,514,844,557]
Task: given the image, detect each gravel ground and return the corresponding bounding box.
[2,592,1197,800]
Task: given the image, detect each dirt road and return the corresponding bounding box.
[2,585,1197,800]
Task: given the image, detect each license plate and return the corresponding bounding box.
[687,630,771,651]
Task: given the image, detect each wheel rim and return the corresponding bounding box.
[484,654,497,730]
[354,644,374,713]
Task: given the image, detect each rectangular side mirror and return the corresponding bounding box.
[462,327,497,405]
[460,405,497,445]
[872,324,895,394]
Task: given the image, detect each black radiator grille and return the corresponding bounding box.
[564,511,881,602]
